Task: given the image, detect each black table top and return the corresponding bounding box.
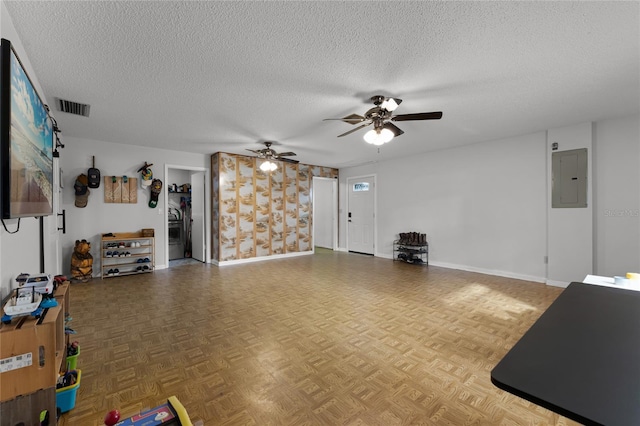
[491,282,640,426]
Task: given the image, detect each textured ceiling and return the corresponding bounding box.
[4,1,639,168]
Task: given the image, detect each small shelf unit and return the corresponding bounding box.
[393,240,429,265]
[101,232,154,279]
[0,281,70,405]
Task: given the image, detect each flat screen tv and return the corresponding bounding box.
[0,38,53,219]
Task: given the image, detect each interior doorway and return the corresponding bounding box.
[165,165,208,266]
[312,177,338,250]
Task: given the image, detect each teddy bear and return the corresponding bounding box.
[70,239,93,282]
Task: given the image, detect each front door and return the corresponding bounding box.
[347,176,375,255]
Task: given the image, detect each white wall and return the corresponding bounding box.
[546,122,593,286]
[593,115,640,276]
[0,2,57,299]
[340,132,548,282]
[59,137,208,276]
[339,116,640,284]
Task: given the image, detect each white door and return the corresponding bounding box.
[347,176,375,255]
[190,171,205,262]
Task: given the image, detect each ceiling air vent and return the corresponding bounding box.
[56,98,91,117]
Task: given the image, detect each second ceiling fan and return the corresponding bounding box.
[324,95,443,145]
[246,142,298,171]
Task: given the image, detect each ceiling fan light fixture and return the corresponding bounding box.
[364,127,394,145]
[382,122,404,137]
[260,160,278,172]
[380,97,401,112]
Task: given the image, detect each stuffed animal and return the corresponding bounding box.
[70,239,93,282]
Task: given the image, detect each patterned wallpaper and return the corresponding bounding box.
[211,152,338,262]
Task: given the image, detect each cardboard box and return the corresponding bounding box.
[0,305,62,402]
[0,386,56,426]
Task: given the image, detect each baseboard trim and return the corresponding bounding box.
[212,249,552,284]
[545,279,570,288]
[427,260,546,284]
[371,253,546,283]
[215,250,313,266]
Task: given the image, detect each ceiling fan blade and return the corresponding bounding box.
[337,123,370,137]
[280,157,299,164]
[276,152,296,157]
[341,113,365,124]
[391,111,443,121]
[323,113,365,125]
[246,149,262,154]
[383,122,404,137]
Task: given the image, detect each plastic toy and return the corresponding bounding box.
[104,396,196,425]
[104,410,121,426]
[53,274,68,286]
[2,287,43,324]
[16,273,58,308]
[68,341,80,356]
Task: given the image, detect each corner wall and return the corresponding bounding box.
[59,137,208,276]
[593,115,640,276]
[339,116,640,284]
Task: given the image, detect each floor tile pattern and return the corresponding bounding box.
[60,250,578,425]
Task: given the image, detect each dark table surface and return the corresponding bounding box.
[491,282,640,426]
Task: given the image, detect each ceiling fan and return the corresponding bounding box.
[246,142,298,171]
[324,95,443,145]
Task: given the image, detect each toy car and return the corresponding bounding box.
[15,273,58,308]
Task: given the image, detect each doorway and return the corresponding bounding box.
[347,175,376,255]
[165,165,208,266]
[312,177,338,250]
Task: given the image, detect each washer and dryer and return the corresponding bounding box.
[168,215,184,260]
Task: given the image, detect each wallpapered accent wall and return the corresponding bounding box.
[211,153,338,262]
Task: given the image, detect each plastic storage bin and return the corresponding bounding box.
[56,369,81,413]
[66,346,80,370]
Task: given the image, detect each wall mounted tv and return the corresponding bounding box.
[0,38,53,219]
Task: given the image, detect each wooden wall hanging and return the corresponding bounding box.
[104,176,138,203]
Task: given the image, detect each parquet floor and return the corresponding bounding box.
[60,249,579,425]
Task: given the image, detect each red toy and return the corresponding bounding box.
[104,409,121,426]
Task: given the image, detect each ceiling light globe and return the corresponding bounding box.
[260,161,273,172]
[379,128,394,143]
[381,98,400,112]
[363,130,376,144]
[364,127,394,145]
